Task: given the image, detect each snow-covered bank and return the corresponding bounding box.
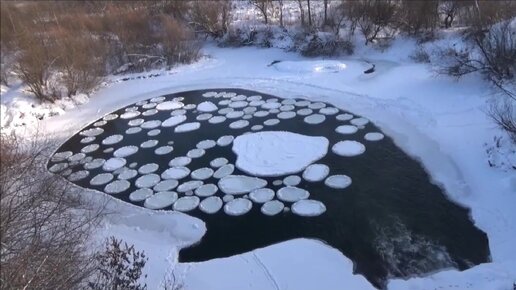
[22,39,516,289]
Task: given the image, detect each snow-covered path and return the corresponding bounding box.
[38,44,516,289]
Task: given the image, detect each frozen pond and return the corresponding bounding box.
[48,89,489,287]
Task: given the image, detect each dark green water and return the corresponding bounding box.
[49,89,490,288]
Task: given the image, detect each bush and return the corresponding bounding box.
[0,133,102,289]
[410,45,431,63]
[188,0,231,39]
[298,32,354,57]
[88,237,148,290]
[489,99,516,143]
[356,0,398,45]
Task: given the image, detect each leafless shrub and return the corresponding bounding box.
[88,237,148,290]
[299,32,354,57]
[398,0,439,36]
[356,0,398,45]
[0,133,103,289]
[410,45,431,63]
[488,99,516,142]
[188,0,231,39]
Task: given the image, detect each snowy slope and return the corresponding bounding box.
[21,39,516,289]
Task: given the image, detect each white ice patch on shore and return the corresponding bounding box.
[198,101,218,112]
[175,122,200,133]
[224,198,252,216]
[218,175,267,195]
[292,200,326,217]
[332,141,366,157]
[302,164,330,182]
[233,131,329,177]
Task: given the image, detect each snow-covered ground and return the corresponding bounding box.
[3,35,516,289]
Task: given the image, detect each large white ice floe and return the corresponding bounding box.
[325,175,352,189]
[175,122,201,133]
[161,115,187,127]
[156,101,183,111]
[199,196,223,214]
[114,145,138,157]
[224,198,253,216]
[332,140,366,157]
[302,164,330,182]
[277,186,310,202]
[292,200,327,216]
[173,196,200,212]
[232,131,329,177]
[144,191,178,209]
[197,101,218,112]
[261,200,285,216]
[218,175,267,195]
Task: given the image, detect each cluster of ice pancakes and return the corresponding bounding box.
[49,90,385,217]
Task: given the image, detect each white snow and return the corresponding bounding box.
[175,122,201,133]
[80,136,95,144]
[302,164,330,182]
[173,196,200,212]
[224,198,253,216]
[199,196,223,214]
[233,131,329,177]
[324,175,352,189]
[218,175,267,195]
[261,200,284,216]
[249,188,275,203]
[332,140,366,157]
[277,186,310,202]
[291,200,326,217]
[161,115,187,127]
[335,125,359,134]
[198,101,218,112]
[308,102,326,110]
[365,132,385,141]
[213,164,235,179]
[144,191,178,209]
[161,167,190,180]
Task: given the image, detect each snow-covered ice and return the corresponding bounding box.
[350,117,369,126]
[213,164,235,179]
[154,145,173,155]
[233,131,329,176]
[114,145,138,157]
[161,115,187,127]
[197,140,216,149]
[138,163,159,174]
[210,157,228,168]
[103,157,127,171]
[140,139,159,148]
[304,114,326,124]
[153,179,178,192]
[90,173,114,186]
[129,188,153,202]
[187,148,205,158]
[169,156,192,167]
[177,180,204,193]
[102,134,123,145]
[191,168,214,180]
[335,125,358,134]
[104,180,130,194]
[283,175,301,186]
[194,184,218,197]
[156,101,183,111]
[216,135,234,146]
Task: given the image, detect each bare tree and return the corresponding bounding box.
[188,0,230,38]
[251,0,271,24]
[357,0,398,45]
[307,0,312,27]
[297,0,305,26]
[440,1,459,28]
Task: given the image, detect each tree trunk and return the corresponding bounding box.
[307,0,312,27]
[297,0,305,26]
[323,0,328,26]
[279,0,284,27]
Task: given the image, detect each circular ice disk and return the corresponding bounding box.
[162,167,190,179]
[155,145,173,155]
[142,109,158,116]
[222,195,235,202]
[297,108,313,116]
[226,111,244,119]
[208,116,226,124]
[68,153,86,162]
[80,127,104,137]
[229,120,249,129]
[177,180,204,193]
[308,102,326,110]
[173,196,200,212]
[336,125,358,134]
[332,141,366,157]
[68,170,89,181]
[319,107,339,115]
[135,174,161,188]
[171,109,187,116]
[229,101,248,109]
[138,163,159,174]
[156,101,183,111]
[253,110,269,118]
[169,156,192,167]
[128,118,145,126]
[51,151,73,162]
[197,140,216,149]
[336,113,354,121]
[104,180,130,194]
[114,146,138,157]
[175,122,200,133]
[277,186,310,202]
[126,127,142,134]
[191,167,214,180]
[118,169,138,180]
[324,174,352,189]
[102,134,123,145]
[187,148,205,158]
[120,111,141,119]
[302,164,330,182]
[199,196,223,214]
[129,188,153,202]
[153,179,179,192]
[197,113,213,121]
[365,132,385,141]
[103,158,126,171]
[277,111,296,119]
[292,200,326,217]
[81,144,99,154]
[224,198,252,216]
[84,158,105,170]
[195,184,218,197]
[198,101,218,112]
[141,120,161,129]
[217,135,234,146]
[304,114,326,125]
[249,188,275,203]
[147,129,161,136]
[144,191,178,209]
[80,137,95,144]
[261,200,284,216]
[141,140,159,148]
[90,173,114,186]
[261,102,281,110]
[283,175,301,186]
[162,115,187,127]
[251,125,263,131]
[213,164,235,179]
[263,119,280,126]
[350,117,369,126]
[218,175,267,195]
[210,157,228,168]
[103,113,119,121]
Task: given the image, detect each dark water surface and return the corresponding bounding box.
[49,89,490,288]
